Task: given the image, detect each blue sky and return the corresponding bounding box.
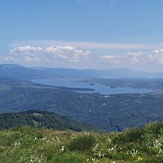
[0,0,163,72]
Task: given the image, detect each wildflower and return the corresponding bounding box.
[60,145,65,152]
[11,142,21,148]
[92,157,96,162]
[30,155,42,163]
[108,144,117,154]
[95,150,105,157]
[41,136,47,141]
[106,138,112,144]
[153,140,162,149]
[92,143,99,151]
[127,149,138,158]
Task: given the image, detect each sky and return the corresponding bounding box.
[0,0,163,72]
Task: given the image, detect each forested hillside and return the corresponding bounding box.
[0,110,97,131]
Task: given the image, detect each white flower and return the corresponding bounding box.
[60,146,65,152]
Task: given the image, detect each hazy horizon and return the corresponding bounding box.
[1,0,163,72]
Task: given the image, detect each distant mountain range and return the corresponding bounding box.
[0,64,48,79]
[1,64,163,79]
[39,67,163,78]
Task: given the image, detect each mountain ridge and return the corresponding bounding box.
[1,64,163,79]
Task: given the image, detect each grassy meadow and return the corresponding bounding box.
[0,122,163,163]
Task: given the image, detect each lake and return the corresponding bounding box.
[31,79,154,95]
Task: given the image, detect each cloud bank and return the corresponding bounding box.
[0,45,90,68]
[1,44,163,71]
[100,49,163,66]
[45,46,90,63]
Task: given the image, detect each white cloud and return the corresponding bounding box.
[1,43,163,71]
[151,49,163,65]
[9,45,43,63]
[10,45,43,53]
[100,49,163,66]
[1,45,90,67]
[45,46,90,63]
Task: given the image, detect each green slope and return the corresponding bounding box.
[0,110,97,131]
[0,122,162,162]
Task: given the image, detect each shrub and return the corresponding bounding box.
[144,121,163,135]
[68,133,95,152]
[112,128,144,144]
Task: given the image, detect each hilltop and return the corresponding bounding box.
[0,110,97,131]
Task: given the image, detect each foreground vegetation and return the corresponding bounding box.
[0,122,163,163]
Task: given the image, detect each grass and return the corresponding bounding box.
[0,122,163,163]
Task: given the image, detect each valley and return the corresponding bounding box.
[0,64,163,132]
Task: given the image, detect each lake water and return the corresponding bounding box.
[31,79,154,95]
